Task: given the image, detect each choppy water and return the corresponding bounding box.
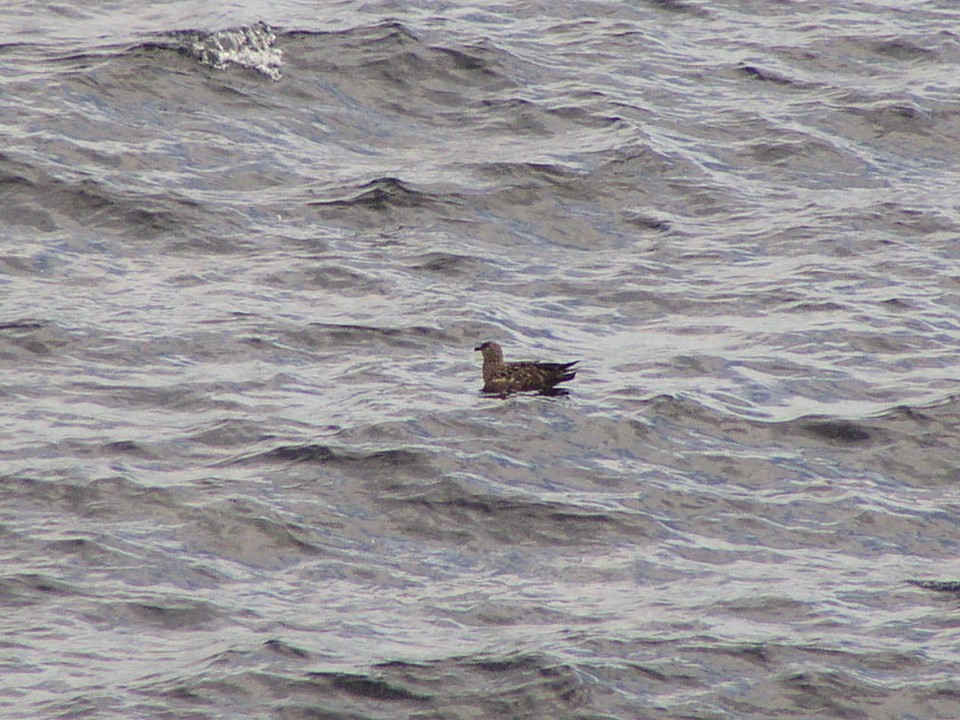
[3,2,960,718]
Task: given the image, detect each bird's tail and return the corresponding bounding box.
[538,360,578,373]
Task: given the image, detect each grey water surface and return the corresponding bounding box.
[3,2,960,718]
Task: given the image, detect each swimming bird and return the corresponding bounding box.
[474,341,578,395]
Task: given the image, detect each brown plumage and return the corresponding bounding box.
[474,341,578,395]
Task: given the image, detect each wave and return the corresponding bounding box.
[238,442,431,472]
[0,153,201,237]
[306,177,469,227]
[288,20,517,90]
[308,177,456,211]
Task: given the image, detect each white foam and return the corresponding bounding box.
[190,22,283,81]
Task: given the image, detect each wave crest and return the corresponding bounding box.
[188,22,282,80]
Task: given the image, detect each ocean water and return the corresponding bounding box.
[3,1,960,718]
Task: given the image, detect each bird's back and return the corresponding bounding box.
[483,359,578,394]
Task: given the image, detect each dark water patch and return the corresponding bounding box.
[909,579,960,593]
[379,477,653,545]
[262,639,311,660]
[0,320,70,362]
[796,31,939,79]
[249,442,431,475]
[148,666,430,718]
[472,161,588,198]
[368,655,592,716]
[432,42,514,86]
[866,38,938,62]
[144,668,431,720]
[734,125,873,184]
[255,443,335,464]
[34,695,106,720]
[472,95,621,137]
[738,63,797,86]
[860,201,959,237]
[436,596,588,629]
[744,133,836,170]
[188,498,329,565]
[101,439,160,460]
[583,397,960,549]
[0,154,200,239]
[587,144,730,220]
[3,473,335,568]
[466,653,552,673]
[595,286,659,312]
[70,326,297,369]
[649,0,711,17]
[307,177,469,228]
[332,19,421,52]
[41,535,130,567]
[312,20,515,89]
[260,263,376,293]
[318,671,430,702]
[0,473,178,522]
[114,596,221,631]
[542,100,625,130]
[708,397,960,488]
[284,321,449,350]
[285,21,521,129]
[844,398,960,487]
[621,210,673,233]
[799,419,873,444]
[641,394,912,463]
[0,573,79,607]
[778,667,881,718]
[714,594,815,622]
[0,320,45,330]
[0,161,58,232]
[576,636,938,717]
[60,379,241,415]
[782,300,849,313]
[849,99,934,134]
[189,419,274,449]
[309,178,441,211]
[40,39,181,68]
[408,251,486,276]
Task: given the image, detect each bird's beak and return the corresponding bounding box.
[473,345,482,351]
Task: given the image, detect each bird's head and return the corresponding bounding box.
[474,341,503,362]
